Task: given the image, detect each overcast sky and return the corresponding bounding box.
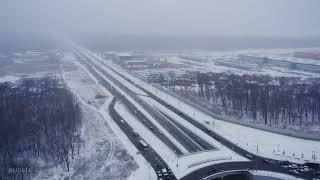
[1,0,320,38]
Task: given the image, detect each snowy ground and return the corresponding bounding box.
[133,47,320,79]
[250,170,303,180]
[33,52,157,180]
[32,52,139,179]
[0,50,61,83]
[203,169,303,180]
[78,49,250,173]
[115,102,247,179]
[85,49,320,165]
[0,75,20,83]
[76,48,250,178]
[144,84,320,165]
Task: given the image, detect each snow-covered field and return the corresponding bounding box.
[0,75,20,83]
[0,50,61,83]
[33,52,158,180]
[133,47,320,79]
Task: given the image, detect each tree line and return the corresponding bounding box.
[166,72,320,129]
[0,77,82,179]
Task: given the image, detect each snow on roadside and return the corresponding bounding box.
[83,50,148,96]
[71,54,158,180]
[98,100,156,180]
[84,59,189,155]
[115,102,248,179]
[114,102,167,180]
[139,95,248,178]
[36,77,137,179]
[84,49,320,165]
[144,85,320,164]
[250,170,303,180]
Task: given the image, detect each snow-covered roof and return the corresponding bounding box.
[116,52,133,57]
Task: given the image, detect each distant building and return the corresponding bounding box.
[116,53,135,61]
[102,52,117,60]
[124,60,150,69]
[294,51,320,60]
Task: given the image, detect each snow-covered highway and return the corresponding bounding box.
[72,46,319,179]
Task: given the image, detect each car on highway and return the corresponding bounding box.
[156,170,162,178]
[162,168,168,176]
[289,164,298,168]
[149,126,154,130]
[246,154,254,159]
[279,161,290,165]
[290,169,300,175]
[120,120,125,125]
[139,139,148,150]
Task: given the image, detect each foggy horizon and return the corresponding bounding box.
[1,0,320,38]
[2,0,320,51]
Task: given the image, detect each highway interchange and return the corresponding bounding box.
[73,49,320,180]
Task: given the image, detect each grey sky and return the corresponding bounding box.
[1,0,320,38]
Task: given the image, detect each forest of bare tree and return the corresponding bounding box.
[0,77,82,179]
[164,72,320,130]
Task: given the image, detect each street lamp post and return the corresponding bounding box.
[149,162,150,180]
[176,158,179,173]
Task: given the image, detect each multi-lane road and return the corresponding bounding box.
[109,97,176,180]
[73,49,319,180]
[75,50,216,155]
[74,51,178,179]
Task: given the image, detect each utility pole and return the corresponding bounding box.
[237,130,239,145]
[176,158,179,173]
[148,163,150,180]
[256,137,259,172]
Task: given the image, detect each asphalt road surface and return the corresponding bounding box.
[109,97,176,180]
[74,49,319,180]
[77,51,215,154]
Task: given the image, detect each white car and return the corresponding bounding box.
[156,170,162,177]
[162,168,168,176]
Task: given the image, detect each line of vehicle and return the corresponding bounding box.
[85,52,220,153]
[86,53,316,179]
[74,50,184,156]
[109,98,176,180]
[157,108,216,151]
[77,49,316,179]
[79,51,206,153]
